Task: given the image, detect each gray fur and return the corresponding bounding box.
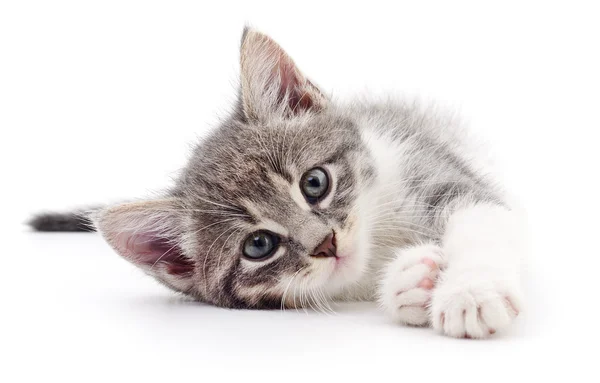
[30,28,504,310]
[28,211,96,232]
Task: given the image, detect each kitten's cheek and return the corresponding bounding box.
[331,255,343,267]
[333,255,348,271]
[331,247,354,272]
[333,238,356,265]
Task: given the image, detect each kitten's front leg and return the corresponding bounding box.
[430,203,525,338]
[379,244,447,326]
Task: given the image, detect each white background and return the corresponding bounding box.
[1,1,599,381]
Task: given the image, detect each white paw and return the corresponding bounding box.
[431,273,522,339]
[379,244,447,326]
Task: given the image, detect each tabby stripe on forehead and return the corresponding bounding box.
[277,168,294,183]
[261,157,293,183]
[321,146,355,167]
[254,163,282,191]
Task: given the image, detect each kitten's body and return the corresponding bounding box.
[31,28,524,338]
[324,102,509,300]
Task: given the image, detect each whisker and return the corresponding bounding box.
[281,267,306,312]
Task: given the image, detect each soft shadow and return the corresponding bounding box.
[126,293,211,308]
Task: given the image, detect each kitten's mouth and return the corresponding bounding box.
[309,229,357,278]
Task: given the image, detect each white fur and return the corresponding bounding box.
[430,203,525,338]
[377,204,525,338]
[360,116,526,338]
[379,244,447,325]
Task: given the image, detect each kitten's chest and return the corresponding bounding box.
[362,129,424,245]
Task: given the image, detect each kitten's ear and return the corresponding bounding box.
[239,27,328,121]
[95,199,196,293]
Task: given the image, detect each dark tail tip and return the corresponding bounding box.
[28,212,96,232]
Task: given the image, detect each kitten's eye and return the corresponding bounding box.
[242,231,280,260]
[300,167,330,204]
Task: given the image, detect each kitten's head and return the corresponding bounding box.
[96,28,376,308]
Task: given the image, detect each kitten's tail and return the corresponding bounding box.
[27,208,99,232]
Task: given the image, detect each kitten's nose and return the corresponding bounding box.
[311,232,337,258]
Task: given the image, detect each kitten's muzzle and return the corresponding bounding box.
[310,231,337,258]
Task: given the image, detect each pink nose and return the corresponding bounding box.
[311,232,337,258]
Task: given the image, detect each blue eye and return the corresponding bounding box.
[300,167,330,203]
[242,231,280,260]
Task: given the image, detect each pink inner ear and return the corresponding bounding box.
[117,233,194,275]
[276,49,316,113]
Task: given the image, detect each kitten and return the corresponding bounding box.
[30,27,525,339]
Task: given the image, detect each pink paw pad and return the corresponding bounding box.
[505,297,520,316]
[418,278,434,289]
[422,257,438,269]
